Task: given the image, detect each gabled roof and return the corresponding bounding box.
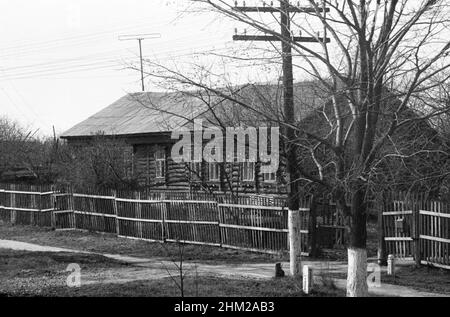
[61,92,209,138]
[61,81,329,139]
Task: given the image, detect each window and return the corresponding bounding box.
[123,149,134,178]
[207,146,220,181]
[208,162,220,181]
[189,162,202,180]
[242,161,255,181]
[262,170,276,182]
[145,147,152,185]
[261,137,277,182]
[155,149,166,179]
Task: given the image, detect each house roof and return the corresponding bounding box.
[60,92,211,138]
[61,81,329,139]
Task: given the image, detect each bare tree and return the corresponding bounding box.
[129,0,450,296]
[56,134,140,190]
[0,116,57,183]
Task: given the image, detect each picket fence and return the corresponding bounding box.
[382,192,450,270]
[0,183,321,255]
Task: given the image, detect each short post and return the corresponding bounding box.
[302,265,313,294]
[387,254,395,277]
[275,263,285,278]
[288,209,302,277]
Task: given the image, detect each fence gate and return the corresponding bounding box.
[418,200,450,269]
[382,193,450,269]
[382,195,415,259]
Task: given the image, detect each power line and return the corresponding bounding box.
[232,0,330,211]
[0,61,123,81]
[0,17,174,54]
[119,33,161,91]
[0,88,35,123]
[0,21,220,60]
[0,48,133,72]
[0,41,238,81]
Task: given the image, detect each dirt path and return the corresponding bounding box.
[0,239,447,297]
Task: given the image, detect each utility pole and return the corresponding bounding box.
[119,33,161,92]
[233,0,330,276]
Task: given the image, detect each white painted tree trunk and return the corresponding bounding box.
[346,247,369,297]
[288,209,302,276]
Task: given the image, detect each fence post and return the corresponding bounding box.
[302,265,314,294]
[112,190,120,236]
[50,185,56,229]
[288,208,302,277]
[387,254,395,276]
[30,186,36,226]
[412,193,421,267]
[161,192,168,242]
[377,193,387,266]
[216,200,223,248]
[11,184,16,225]
[135,191,143,239]
[0,187,4,221]
[70,187,76,229]
[308,198,318,257]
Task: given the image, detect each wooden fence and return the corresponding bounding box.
[382,192,450,270]
[0,183,347,255]
[0,183,55,227]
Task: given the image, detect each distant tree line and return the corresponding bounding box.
[0,116,140,190]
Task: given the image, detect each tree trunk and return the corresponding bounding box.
[347,247,368,297]
[346,186,369,297]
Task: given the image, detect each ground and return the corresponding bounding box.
[0,221,448,297]
[0,219,380,262]
[0,249,343,297]
[381,266,450,294]
[0,222,286,264]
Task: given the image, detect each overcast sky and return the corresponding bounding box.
[0,0,240,137]
[0,0,333,138]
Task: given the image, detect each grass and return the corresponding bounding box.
[0,249,131,297]
[0,221,287,264]
[0,249,344,297]
[0,218,383,263]
[1,220,448,296]
[42,276,344,297]
[325,263,450,295]
[381,265,450,294]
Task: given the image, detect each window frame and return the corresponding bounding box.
[154,148,166,179]
[242,160,255,182]
[262,169,277,183]
[208,162,220,182]
[189,161,202,181]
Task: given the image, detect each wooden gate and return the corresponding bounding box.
[382,193,450,269]
[419,199,450,269]
[382,193,415,259]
